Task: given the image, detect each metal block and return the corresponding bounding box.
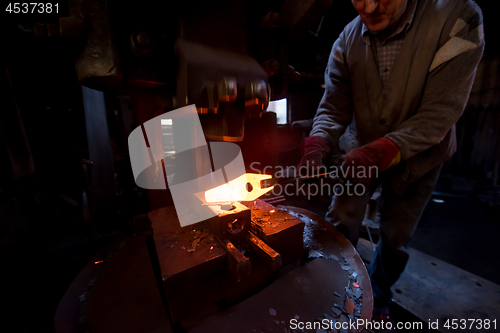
[242,199,304,265]
[224,240,252,282]
[149,206,228,323]
[151,199,303,322]
[193,193,252,246]
[246,231,282,271]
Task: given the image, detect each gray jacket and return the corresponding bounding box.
[310,0,484,193]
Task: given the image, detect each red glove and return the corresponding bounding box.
[297,136,332,174]
[336,137,401,184]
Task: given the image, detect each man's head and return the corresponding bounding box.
[351,0,408,32]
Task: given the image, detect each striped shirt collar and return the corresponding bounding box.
[362,0,418,45]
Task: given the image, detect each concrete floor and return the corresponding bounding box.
[412,192,500,285]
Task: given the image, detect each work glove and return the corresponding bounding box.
[297,136,332,176]
[335,137,401,185]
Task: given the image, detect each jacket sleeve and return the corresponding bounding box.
[309,30,353,150]
[385,1,485,161]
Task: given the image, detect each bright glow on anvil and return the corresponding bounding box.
[204,173,273,202]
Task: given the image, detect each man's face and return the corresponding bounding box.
[351,0,408,32]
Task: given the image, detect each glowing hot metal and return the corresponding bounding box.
[205,173,273,203]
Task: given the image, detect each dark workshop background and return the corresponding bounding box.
[0,0,499,332]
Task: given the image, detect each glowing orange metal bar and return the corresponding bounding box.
[204,173,273,203]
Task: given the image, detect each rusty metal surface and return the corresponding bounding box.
[150,199,308,322]
[247,231,282,272]
[198,199,252,246]
[150,207,226,277]
[225,240,252,282]
[149,206,228,323]
[243,200,305,265]
[279,205,373,327]
[190,258,370,333]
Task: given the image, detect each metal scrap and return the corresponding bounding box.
[332,304,348,315]
[334,253,364,319]
[192,238,201,248]
[344,299,354,315]
[279,208,328,259]
[278,207,366,326]
[175,224,218,252]
[251,208,291,228]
